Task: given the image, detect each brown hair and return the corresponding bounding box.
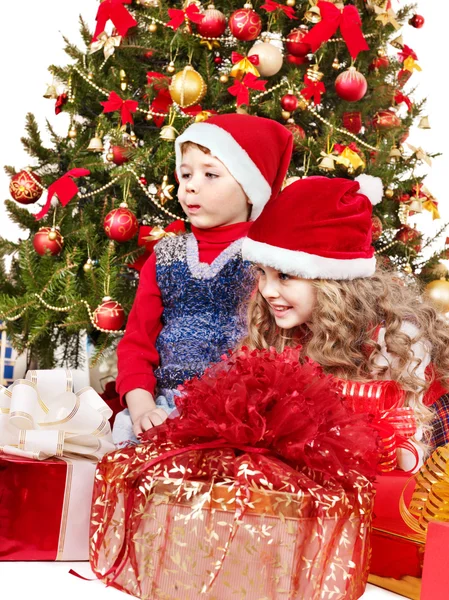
[241,267,449,439]
[180,141,211,155]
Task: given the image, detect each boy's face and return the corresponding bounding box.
[178,146,250,229]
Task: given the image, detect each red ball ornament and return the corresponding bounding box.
[285,121,306,148]
[371,216,383,242]
[228,6,262,41]
[214,55,223,64]
[285,27,311,57]
[395,225,422,253]
[103,203,138,243]
[110,145,130,166]
[280,93,299,112]
[33,227,64,256]
[369,55,389,71]
[196,6,227,38]
[409,14,424,28]
[286,54,310,66]
[93,297,125,331]
[335,67,367,102]
[9,170,43,205]
[372,109,401,130]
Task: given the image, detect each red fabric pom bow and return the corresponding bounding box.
[301,75,325,105]
[228,73,267,107]
[35,168,90,221]
[167,4,204,30]
[301,1,369,60]
[100,91,139,125]
[92,0,137,42]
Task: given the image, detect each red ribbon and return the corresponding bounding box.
[92,0,137,42]
[231,51,259,66]
[100,91,138,125]
[227,73,267,107]
[261,0,297,19]
[128,220,186,272]
[398,45,418,63]
[301,75,325,105]
[334,142,361,155]
[35,169,90,221]
[301,1,369,60]
[146,72,202,126]
[394,91,412,111]
[55,93,68,115]
[167,4,204,30]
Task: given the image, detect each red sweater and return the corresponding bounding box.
[116,221,252,403]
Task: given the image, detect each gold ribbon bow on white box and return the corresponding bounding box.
[0,369,116,460]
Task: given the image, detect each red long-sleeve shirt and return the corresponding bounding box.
[116,221,252,404]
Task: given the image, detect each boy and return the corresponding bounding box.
[113,114,293,444]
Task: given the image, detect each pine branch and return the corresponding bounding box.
[3,199,41,232]
[20,113,53,162]
[62,35,84,62]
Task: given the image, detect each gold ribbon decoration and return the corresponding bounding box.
[89,32,122,59]
[195,110,214,122]
[373,4,400,29]
[199,39,221,51]
[400,444,449,541]
[157,176,175,205]
[407,143,432,166]
[230,57,260,81]
[336,147,366,170]
[142,225,178,243]
[403,56,422,72]
[422,199,440,220]
[0,369,115,461]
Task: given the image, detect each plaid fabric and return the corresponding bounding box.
[429,394,449,450]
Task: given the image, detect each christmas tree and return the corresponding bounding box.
[1,0,447,368]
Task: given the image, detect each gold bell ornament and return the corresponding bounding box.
[390,34,404,49]
[304,5,321,23]
[418,116,431,129]
[87,136,104,152]
[160,125,178,141]
[43,84,58,99]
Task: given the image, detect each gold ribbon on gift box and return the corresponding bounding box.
[400,443,449,541]
[0,369,115,460]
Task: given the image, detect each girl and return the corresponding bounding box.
[241,175,449,468]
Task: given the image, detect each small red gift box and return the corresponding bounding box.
[368,471,423,599]
[421,521,449,600]
[0,454,96,561]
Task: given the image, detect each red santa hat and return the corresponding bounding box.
[242,175,383,280]
[175,114,293,220]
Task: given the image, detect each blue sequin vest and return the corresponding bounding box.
[154,233,255,408]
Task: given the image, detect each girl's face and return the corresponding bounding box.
[256,265,317,330]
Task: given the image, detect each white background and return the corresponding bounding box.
[0,1,448,248]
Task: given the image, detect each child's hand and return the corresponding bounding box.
[132,407,168,437]
[126,388,167,436]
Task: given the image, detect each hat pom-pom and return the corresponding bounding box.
[355,174,383,206]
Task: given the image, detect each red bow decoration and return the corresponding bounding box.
[231,52,259,66]
[100,91,139,125]
[334,142,361,155]
[394,91,412,111]
[301,1,369,60]
[227,73,267,107]
[92,0,137,42]
[35,169,90,221]
[261,0,297,19]
[128,220,186,272]
[398,45,418,63]
[55,93,68,115]
[167,4,204,30]
[301,75,325,105]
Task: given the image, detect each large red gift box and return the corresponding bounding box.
[421,521,449,600]
[0,454,96,560]
[368,471,423,599]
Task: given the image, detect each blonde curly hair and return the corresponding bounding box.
[241,267,449,439]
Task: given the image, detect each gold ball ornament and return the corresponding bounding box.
[68,126,77,139]
[332,57,340,70]
[166,61,176,74]
[83,259,93,272]
[385,188,394,199]
[169,65,207,108]
[286,0,295,5]
[219,74,229,83]
[106,151,115,162]
[281,110,291,120]
[149,22,157,32]
[146,113,153,121]
[248,42,283,77]
[425,278,449,313]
